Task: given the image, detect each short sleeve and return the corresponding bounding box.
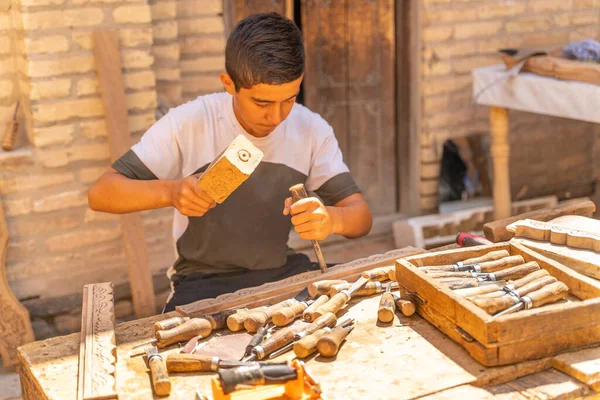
[305,116,360,206]
[112,111,183,180]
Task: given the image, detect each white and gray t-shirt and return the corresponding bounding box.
[113,92,359,278]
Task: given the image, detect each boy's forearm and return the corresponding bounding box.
[88,171,174,214]
[327,197,373,239]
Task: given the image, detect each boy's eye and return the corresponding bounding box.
[256,103,269,108]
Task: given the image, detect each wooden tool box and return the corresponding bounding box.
[395,242,600,367]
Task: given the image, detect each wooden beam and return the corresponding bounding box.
[77,283,117,400]
[0,195,35,367]
[397,0,421,216]
[92,30,156,318]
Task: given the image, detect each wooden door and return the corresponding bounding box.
[302,0,397,215]
[223,0,293,35]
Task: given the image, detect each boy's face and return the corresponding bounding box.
[221,73,303,138]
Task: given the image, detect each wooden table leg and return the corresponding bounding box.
[490,106,511,220]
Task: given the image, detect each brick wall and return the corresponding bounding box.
[419,0,600,213]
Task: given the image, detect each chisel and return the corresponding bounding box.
[145,346,171,396]
[166,353,266,372]
[133,318,213,349]
[303,295,329,322]
[439,278,506,290]
[307,280,347,297]
[241,325,274,360]
[423,255,524,273]
[293,328,332,358]
[289,183,328,273]
[453,269,550,297]
[328,281,393,297]
[316,322,355,357]
[244,312,337,361]
[470,275,558,314]
[153,316,190,334]
[244,299,299,333]
[492,281,569,319]
[227,306,268,332]
[311,276,369,320]
[428,261,539,282]
[377,283,396,323]
[469,270,551,299]
[218,363,297,395]
[414,249,510,267]
[362,266,395,281]
[394,295,416,317]
[272,300,314,327]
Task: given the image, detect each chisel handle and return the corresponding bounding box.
[227,307,266,332]
[148,355,171,396]
[467,269,550,298]
[154,316,190,334]
[471,276,557,314]
[440,278,504,290]
[312,292,349,320]
[454,284,500,297]
[476,271,552,299]
[528,281,569,308]
[1,121,18,152]
[377,292,396,323]
[205,309,241,330]
[394,296,416,316]
[156,318,212,348]
[316,325,354,357]
[272,302,309,327]
[492,261,539,281]
[303,295,329,322]
[289,183,328,273]
[293,328,331,358]
[244,300,298,333]
[415,249,509,267]
[302,312,337,336]
[362,266,394,281]
[308,280,347,298]
[252,328,297,359]
[166,353,216,372]
[425,255,523,273]
[329,281,384,297]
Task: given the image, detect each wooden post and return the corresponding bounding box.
[490,106,511,220]
[92,30,156,318]
[0,195,35,367]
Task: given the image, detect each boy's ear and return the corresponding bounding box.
[220,73,236,95]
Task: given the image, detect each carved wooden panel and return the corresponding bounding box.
[77,282,117,400]
[0,196,34,367]
[302,0,397,214]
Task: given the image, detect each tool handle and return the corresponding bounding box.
[454,285,500,297]
[528,281,569,308]
[463,250,510,265]
[493,261,539,281]
[394,296,416,316]
[477,274,556,299]
[440,278,481,290]
[329,281,386,297]
[479,255,525,273]
[511,269,550,288]
[388,268,396,282]
[149,355,171,396]
[154,316,190,334]
[308,280,347,298]
[362,266,394,281]
[272,302,308,327]
[2,121,18,152]
[156,318,212,348]
[293,328,331,358]
[206,309,240,330]
[312,292,349,319]
[377,292,396,323]
[303,311,337,336]
[427,271,473,279]
[456,232,493,247]
[254,328,296,359]
[166,353,215,372]
[303,295,329,322]
[289,183,328,273]
[470,292,520,314]
[316,326,353,357]
[244,300,297,332]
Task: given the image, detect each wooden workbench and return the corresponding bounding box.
[16,245,600,399]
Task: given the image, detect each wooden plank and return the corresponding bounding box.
[552,347,600,391]
[403,242,509,267]
[496,369,590,400]
[77,283,117,400]
[176,246,423,316]
[92,30,155,318]
[503,53,600,86]
[0,195,35,367]
[483,198,596,242]
[419,385,510,399]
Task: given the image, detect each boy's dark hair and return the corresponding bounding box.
[225,12,304,91]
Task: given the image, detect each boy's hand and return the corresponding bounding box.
[171,175,216,217]
[283,197,333,241]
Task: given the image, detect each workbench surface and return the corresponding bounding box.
[17,291,598,400]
